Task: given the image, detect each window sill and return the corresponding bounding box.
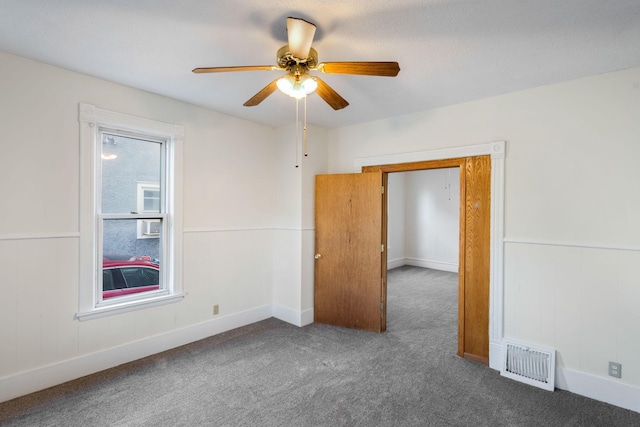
[76,293,185,321]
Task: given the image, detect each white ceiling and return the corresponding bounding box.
[1,0,639,128]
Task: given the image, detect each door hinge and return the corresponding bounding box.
[381,244,385,252]
[382,185,385,195]
[380,302,384,311]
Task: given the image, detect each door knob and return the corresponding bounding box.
[314,253,322,260]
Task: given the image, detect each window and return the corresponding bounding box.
[78,103,184,320]
[138,182,161,213]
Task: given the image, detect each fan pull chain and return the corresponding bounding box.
[303,96,308,157]
[295,97,299,168]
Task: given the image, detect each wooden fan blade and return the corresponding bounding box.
[313,77,349,110]
[192,65,279,74]
[316,62,400,77]
[287,17,316,59]
[243,78,280,107]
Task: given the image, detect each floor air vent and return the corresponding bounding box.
[501,340,555,391]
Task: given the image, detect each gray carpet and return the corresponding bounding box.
[2,266,639,426]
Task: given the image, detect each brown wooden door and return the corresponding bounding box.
[314,172,386,332]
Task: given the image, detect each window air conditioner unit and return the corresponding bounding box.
[142,219,161,236]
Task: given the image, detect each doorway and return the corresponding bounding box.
[314,141,505,367]
[363,156,491,363]
[386,168,460,274]
[386,167,460,354]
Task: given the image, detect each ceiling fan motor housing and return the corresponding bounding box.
[277,46,318,70]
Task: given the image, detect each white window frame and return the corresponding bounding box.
[77,103,184,320]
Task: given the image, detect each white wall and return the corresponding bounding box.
[387,169,459,271]
[328,66,640,411]
[272,123,328,326]
[0,51,279,401]
[405,168,459,272]
[387,173,406,268]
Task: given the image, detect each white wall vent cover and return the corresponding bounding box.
[501,339,556,391]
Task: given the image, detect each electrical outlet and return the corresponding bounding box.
[213,304,219,315]
[608,361,621,378]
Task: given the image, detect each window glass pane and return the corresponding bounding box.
[101,134,162,214]
[102,266,159,300]
[103,218,161,261]
[143,189,160,212]
[103,269,115,291]
[102,219,162,297]
[121,267,160,288]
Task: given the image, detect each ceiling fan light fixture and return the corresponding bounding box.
[301,75,318,94]
[277,74,317,99]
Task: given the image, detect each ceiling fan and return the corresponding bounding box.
[192,17,400,110]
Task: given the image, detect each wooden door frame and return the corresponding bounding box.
[364,157,478,360]
[357,141,505,370]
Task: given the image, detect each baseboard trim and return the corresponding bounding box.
[489,340,502,371]
[0,304,272,403]
[387,258,406,270]
[405,257,458,273]
[387,258,459,272]
[272,304,314,327]
[555,366,640,414]
[491,341,639,413]
[300,308,314,326]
